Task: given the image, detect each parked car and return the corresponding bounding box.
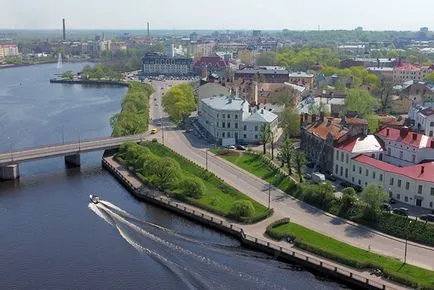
[392,207,408,216]
[306,162,314,168]
[389,198,397,204]
[225,145,236,150]
[236,145,246,151]
[325,174,337,181]
[353,185,363,193]
[304,173,312,180]
[151,128,158,134]
[419,214,434,222]
[340,181,352,188]
[380,203,392,211]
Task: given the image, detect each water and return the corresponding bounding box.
[0,63,346,289]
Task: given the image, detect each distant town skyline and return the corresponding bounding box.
[1,0,434,31]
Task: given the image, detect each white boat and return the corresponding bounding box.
[89,194,100,204]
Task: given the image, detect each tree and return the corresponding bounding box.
[293,150,306,182]
[152,157,181,189]
[345,88,378,116]
[366,115,380,133]
[379,86,393,113]
[425,72,434,83]
[239,50,255,65]
[231,200,255,218]
[162,84,196,124]
[256,52,277,66]
[308,102,330,116]
[62,70,74,80]
[340,187,357,216]
[360,184,388,221]
[281,109,300,138]
[279,138,294,175]
[270,127,277,160]
[179,177,205,199]
[271,86,298,107]
[260,123,272,155]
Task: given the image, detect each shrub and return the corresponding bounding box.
[179,177,205,199]
[230,200,255,218]
[151,138,158,142]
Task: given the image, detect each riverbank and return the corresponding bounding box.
[50,78,129,87]
[102,154,406,290]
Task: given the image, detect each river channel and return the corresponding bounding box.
[0,63,346,289]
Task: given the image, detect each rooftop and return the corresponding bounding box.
[353,155,434,183]
[201,95,246,111]
[337,135,383,153]
[235,69,289,75]
[306,118,349,141]
[288,72,314,78]
[377,127,433,149]
[244,108,278,123]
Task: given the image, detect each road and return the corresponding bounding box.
[148,81,434,270]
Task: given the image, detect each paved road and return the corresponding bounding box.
[148,82,434,270]
[0,135,146,166]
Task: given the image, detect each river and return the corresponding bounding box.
[0,63,347,289]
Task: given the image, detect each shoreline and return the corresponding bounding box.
[50,78,129,87]
[102,153,404,290]
[0,59,91,70]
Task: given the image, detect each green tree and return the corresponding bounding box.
[162,84,196,124]
[345,89,378,116]
[153,157,181,189]
[308,102,330,116]
[360,184,388,221]
[366,115,380,133]
[179,177,205,199]
[425,72,434,83]
[260,123,272,155]
[231,200,255,218]
[239,50,255,65]
[340,187,357,217]
[271,86,298,107]
[293,150,306,183]
[279,138,294,175]
[62,70,74,80]
[256,52,277,66]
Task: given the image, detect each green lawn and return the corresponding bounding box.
[267,221,434,290]
[143,143,270,222]
[211,150,295,193]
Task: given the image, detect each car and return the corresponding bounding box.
[155,121,161,126]
[304,173,312,180]
[151,128,158,134]
[236,145,246,151]
[340,181,352,188]
[419,214,434,222]
[325,174,337,181]
[380,203,392,211]
[389,198,397,204]
[353,185,363,193]
[185,128,193,133]
[306,162,314,168]
[392,207,408,216]
[225,145,236,150]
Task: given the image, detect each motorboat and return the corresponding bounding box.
[89,194,100,204]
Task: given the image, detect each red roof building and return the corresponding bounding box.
[193,56,228,74]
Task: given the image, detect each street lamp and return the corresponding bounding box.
[75,129,81,151]
[7,136,13,162]
[404,218,413,264]
[205,148,209,171]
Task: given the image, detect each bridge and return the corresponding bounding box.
[0,134,147,180]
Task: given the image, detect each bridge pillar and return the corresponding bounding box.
[0,164,20,180]
[65,154,81,167]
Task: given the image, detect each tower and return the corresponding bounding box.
[147,22,150,38]
[62,18,66,40]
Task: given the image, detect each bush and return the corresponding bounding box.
[230,200,255,218]
[152,138,158,142]
[179,177,205,199]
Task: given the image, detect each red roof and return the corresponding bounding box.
[394,63,431,71]
[193,56,228,70]
[337,138,358,152]
[377,127,432,148]
[306,118,349,141]
[353,155,434,183]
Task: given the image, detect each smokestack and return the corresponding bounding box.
[62,18,66,41]
[254,81,258,106]
[147,22,150,38]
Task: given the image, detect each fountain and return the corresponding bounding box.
[57,53,63,69]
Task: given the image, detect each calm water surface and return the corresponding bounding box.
[0,63,346,289]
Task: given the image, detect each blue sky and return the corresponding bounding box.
[2,0,433,30]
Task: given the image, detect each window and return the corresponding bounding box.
[412,154,416,163]
[387,148,391,155]
[405,196,408,202]
[217,114,219,118]
[217,122,219,127]
[340,166,343,176]
[222,122,226,128]
[345,168,348,178]
[227,132,231,138]
[235,132,238,139]
[341,152,344,162]
[243,125,247,130]
[359,167,362,174]
[406,182,410,190]
[352,164,355,172]
[430,202,433,208]
[222,132,225,138]
[346,154,349,164]
[352,177,355,182]
[365,169,368,176]
[243,134,247,139]
[418,185,423,194]
[222,114,225,118]
[235,115,238,119]
[397,194,400,200]
[398,180,401,188]
[335,165,338,174]
[399,151,403,159]
[430,121,434,127]
[255,126,258,131]
[227,122,231,128]
[358,180,361,185]
[255,135,258,140]
[372,172,376,179]
[430,188,434,196]
[336,153,339,160]
[390,178,394,186]
[227,114,230,119]
[235,123,238,129]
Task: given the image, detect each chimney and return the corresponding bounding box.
[399,126,409,138]
[147,22,150,38]
[412,133,417,140]
[386,129,390,136]
[254,81,258,106]
[62,18,66,41]
[312,114,317,123]
[319,111,325,123]
[421,166,425,175]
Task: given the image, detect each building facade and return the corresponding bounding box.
[393,64,434,84]
[235,68,289,83]
[408,103,434,136]
[198,95,278,144]
[0,44,19,58]
[142,53,193,76]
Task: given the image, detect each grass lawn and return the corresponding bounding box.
[143,142,270,222]
[211,150,295,193]
[267,221,434,290]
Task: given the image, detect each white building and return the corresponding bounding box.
[408,103,434,137]
[376,127,434,166]
[198,95,278,144]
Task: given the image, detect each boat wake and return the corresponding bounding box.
[89,199,285,290]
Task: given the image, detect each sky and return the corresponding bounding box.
[1,0,434,31]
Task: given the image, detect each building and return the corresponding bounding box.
[198,95,278,144]
[340,58,396,69]
[408,103,434,136]
[287,72,315,88]
[367,67,394,84]
[196,83,230,100]
[401,81,434,103]
[393,63,434,84]
[142,53,193,76]
[300,114,352,174]
[193,56,229,75]
[0,44,19,58]
[376,127,434,166]
[188,41,216,58]
[235,68,289,83]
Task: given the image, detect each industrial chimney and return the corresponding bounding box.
[147,22,150,38]
[62,18,66,40]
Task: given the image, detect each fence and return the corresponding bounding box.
[102,157,399,290]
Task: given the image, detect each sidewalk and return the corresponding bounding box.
[103,156,408,290]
